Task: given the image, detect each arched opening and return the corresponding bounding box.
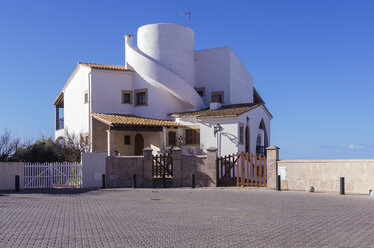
[56,137,65,146]
[256,120,269,156]
[245,126,250,153]
[134,133,144,155]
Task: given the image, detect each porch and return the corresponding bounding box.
[91,113,185,156]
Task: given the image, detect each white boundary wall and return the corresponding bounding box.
[0,162,24,190]
[82,152,107,188]
[278,159,374,194]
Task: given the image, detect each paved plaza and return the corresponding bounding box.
[1,188,374,248]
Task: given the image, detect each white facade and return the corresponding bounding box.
[54,23,272,157]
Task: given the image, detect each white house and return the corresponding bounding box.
[53,23,272,157]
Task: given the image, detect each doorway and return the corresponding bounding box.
[135,133,144,155]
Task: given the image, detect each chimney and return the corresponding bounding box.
[210,102,222,110]
[124,34,134,69]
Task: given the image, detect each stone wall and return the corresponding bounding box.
[180,155,208,187]
[0,162,24,190]
[266,146,374,194]
[105,156,144,187]
[102,147,218,188]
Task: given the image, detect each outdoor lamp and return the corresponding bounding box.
[214,123,223,136]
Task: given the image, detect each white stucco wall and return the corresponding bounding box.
[229,50,253,104]
[195,47,254,105]
[0,162,24,190]
[132,72,192,119]
[199,118,239,157]
[237,105,271,154]
[137,23,195,87]
[82,152,106,188]
[177,116,239,157]
[195,47,231,105]
[177,105,271,157]
[62,65,90,136]
[91,69,134,114]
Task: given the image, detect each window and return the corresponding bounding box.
[184,128,200,145]
[256,134,262,146]
[195,87,205,96]
[211,91,224,104]
[168,131,177,146]
[124,135,131,145]
[239,123,244,144]
[84,91,89,104]
[134,88,148,106]
[121,90,132,104]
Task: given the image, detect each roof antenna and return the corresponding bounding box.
[185,8,191,27]
[177,8,191,27]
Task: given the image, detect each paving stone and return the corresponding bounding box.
[1,188,374,247]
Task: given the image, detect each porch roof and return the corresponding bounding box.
[170,103,267,118]
[92,113,185,128]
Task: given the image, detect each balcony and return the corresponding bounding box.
[56,117,64,130]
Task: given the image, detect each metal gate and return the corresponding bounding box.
[152,153,173,178]
[217,152,267,187]
[24,162,82,189]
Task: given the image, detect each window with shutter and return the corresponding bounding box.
[168,131,177,146]
[184,128,200,145]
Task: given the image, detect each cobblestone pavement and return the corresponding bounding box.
[1,188,374,248]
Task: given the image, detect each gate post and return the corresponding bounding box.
[266,146,280,190]
[143,147,153,187]
[172,147,182,187]
[206,147,218,187]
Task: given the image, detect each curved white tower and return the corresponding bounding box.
[125,23,205,110]
[137,23,195,86]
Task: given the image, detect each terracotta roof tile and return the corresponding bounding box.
[170,103,261,118]
[79,62,134,71]
[92,113,184,127]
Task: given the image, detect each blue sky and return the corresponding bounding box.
[0,0,373,159]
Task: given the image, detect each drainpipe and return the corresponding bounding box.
[88,71,93,152]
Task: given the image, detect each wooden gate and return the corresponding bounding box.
[217,152,267,187]
[152,153,173,178]
[24,162,82,189]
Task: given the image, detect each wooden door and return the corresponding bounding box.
[135,133,144,155]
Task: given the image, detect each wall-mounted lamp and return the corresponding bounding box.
[246,116,250,123]
[214,123,223,137]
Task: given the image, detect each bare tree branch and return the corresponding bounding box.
[0,129,20,161]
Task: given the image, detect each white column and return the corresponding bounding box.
[178,127,183,147]
[107,129,116,156]
[162,127,167,151]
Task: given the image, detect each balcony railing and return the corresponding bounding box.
[56,117,64,130]
[256,146,266,157]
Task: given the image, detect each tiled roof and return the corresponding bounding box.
[92,113,184,127]
[170,103,262,118]
[79,62,134,71]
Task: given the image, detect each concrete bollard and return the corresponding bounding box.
[369,190,374,197]
[306,186,315,193]
[102,174,106,189]
[132,174,137,188]
[340,177,345,195]
[276,175,281,191]
[15,175,20,192]
[162,173,166,188]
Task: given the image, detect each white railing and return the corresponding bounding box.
[24,162,82,189]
